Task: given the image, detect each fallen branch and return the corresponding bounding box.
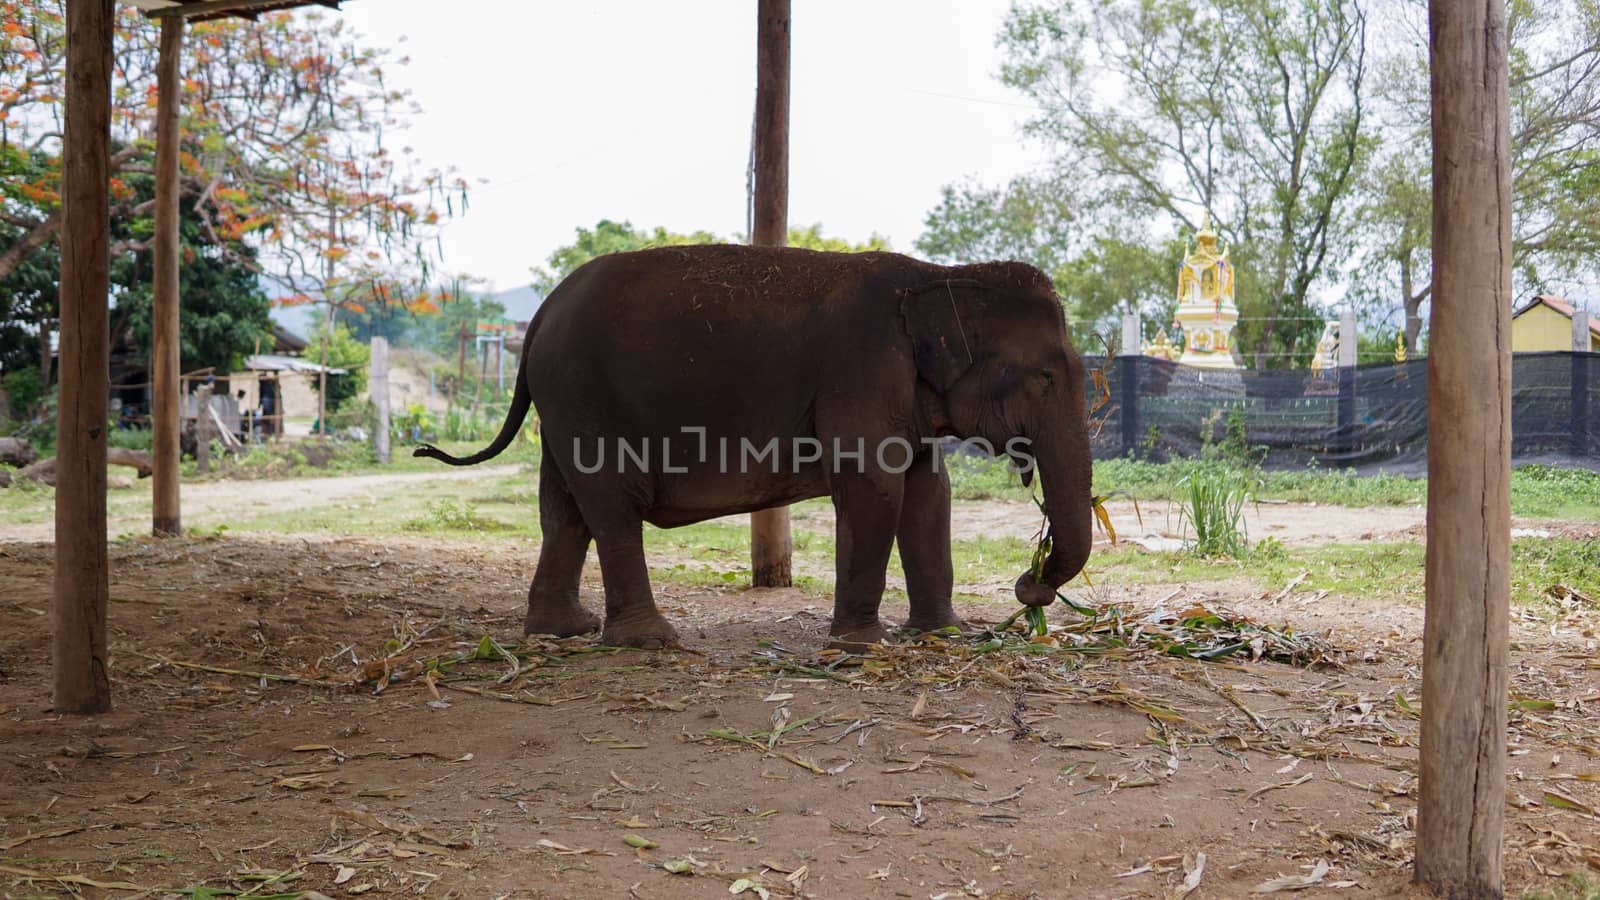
[130,651,347,688]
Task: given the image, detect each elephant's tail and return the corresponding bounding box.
[413,324,535,467]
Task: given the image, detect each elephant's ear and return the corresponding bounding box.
[901,278,987,392]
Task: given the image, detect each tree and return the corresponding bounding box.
[110,174,273,374]
[532,219,887,295]
[916,175,1076,272]
[916,174,1180,345]
[0,145,60,385]
[0,1,464,295]
[309,322,368,415]
[942,0,1372,366]
[531,219,720,295]
[785,223,890,254]
[1357,0,1600,347]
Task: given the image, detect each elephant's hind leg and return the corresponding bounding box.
[525,455,601,637]
[898,449,962,633]
[593,516,678,649]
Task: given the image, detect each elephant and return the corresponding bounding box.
[416,245,1093,649]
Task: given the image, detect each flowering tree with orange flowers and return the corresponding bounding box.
[1,1,465,397]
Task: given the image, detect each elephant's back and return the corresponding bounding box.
[525,245,910,437]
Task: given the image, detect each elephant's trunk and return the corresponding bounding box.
[1013,389,1094,608]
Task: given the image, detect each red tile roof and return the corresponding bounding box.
[1513,295,1600,336]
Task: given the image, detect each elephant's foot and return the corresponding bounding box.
[602,611,680,650]
[827,620,893,651]
[524,602,601,638]
[902,610,969,636]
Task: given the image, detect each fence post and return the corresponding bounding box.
[1118,313,1142,458]
[195,382,211,475]
[1337,309,1358,457]
[1575,303,1590,458]
[371,336,391,465]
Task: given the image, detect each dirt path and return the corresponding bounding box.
[0,465,524,542]
[2,536,1595,898]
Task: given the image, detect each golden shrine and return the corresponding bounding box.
[1150,215,1241,369]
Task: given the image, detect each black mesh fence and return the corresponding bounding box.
[1084,352,1600,475]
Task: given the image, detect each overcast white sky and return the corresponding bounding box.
[334,1,1050,293]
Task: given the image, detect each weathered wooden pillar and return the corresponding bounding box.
[371,336,391,464]
[749,0,792,588]
[54,0,116,715]
[151,15,183,536]
[1416,0,1512,896]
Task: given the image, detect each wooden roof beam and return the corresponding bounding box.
[136,0,340,21]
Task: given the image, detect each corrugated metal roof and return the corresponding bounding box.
[244,354,347,374]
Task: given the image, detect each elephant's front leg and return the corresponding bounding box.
[898,449,960,633]
[828,472,905,649]
[525,454,601,637]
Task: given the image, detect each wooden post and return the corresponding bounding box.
[1416,0,1512,896]
[150,16,183,537]
[371,335,390,464]
[749,0,793,588]
[1118,313,1141,458]
[473,337,487,409]
[1337,308,1359,456]
[1574,306,1590,459]
[194,381,212,475]
[53,0,115,715]
[456,320,467,405]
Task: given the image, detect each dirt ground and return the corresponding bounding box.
[2,519,1599,898]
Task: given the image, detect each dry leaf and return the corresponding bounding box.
[1169,852,1205,899]
[1252,859,1330,893]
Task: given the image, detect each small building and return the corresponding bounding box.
[233,327,346,434]
[1512,295,1600,352]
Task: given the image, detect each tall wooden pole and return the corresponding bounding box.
[1416,0,1512,896]
[151,16,184,537]
[749,0,792,588]
[54,0,115,714]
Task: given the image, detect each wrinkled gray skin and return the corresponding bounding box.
[417,245,1092,649]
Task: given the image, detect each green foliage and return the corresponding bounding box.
[392,403,432,443]
[436,404,503,442]
[928,0,1370,367]
[916,175,1077,273]
[916,176,1184,342]
[110,174,274,373]
[307,323,370,413]
[108,425,152,451]
[532,219,720,295]
[1,367,45,421]
[403,498,512,533]
[417,293,508,360]
[1510,464,1600,519]
[1091,457,1429,507]
[785,223,891,253]
[532,219,890,295]
[0,147,61,375]
[1173,465,1255,558]
[946,452,1028,500]
[1513,537,1600,606]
